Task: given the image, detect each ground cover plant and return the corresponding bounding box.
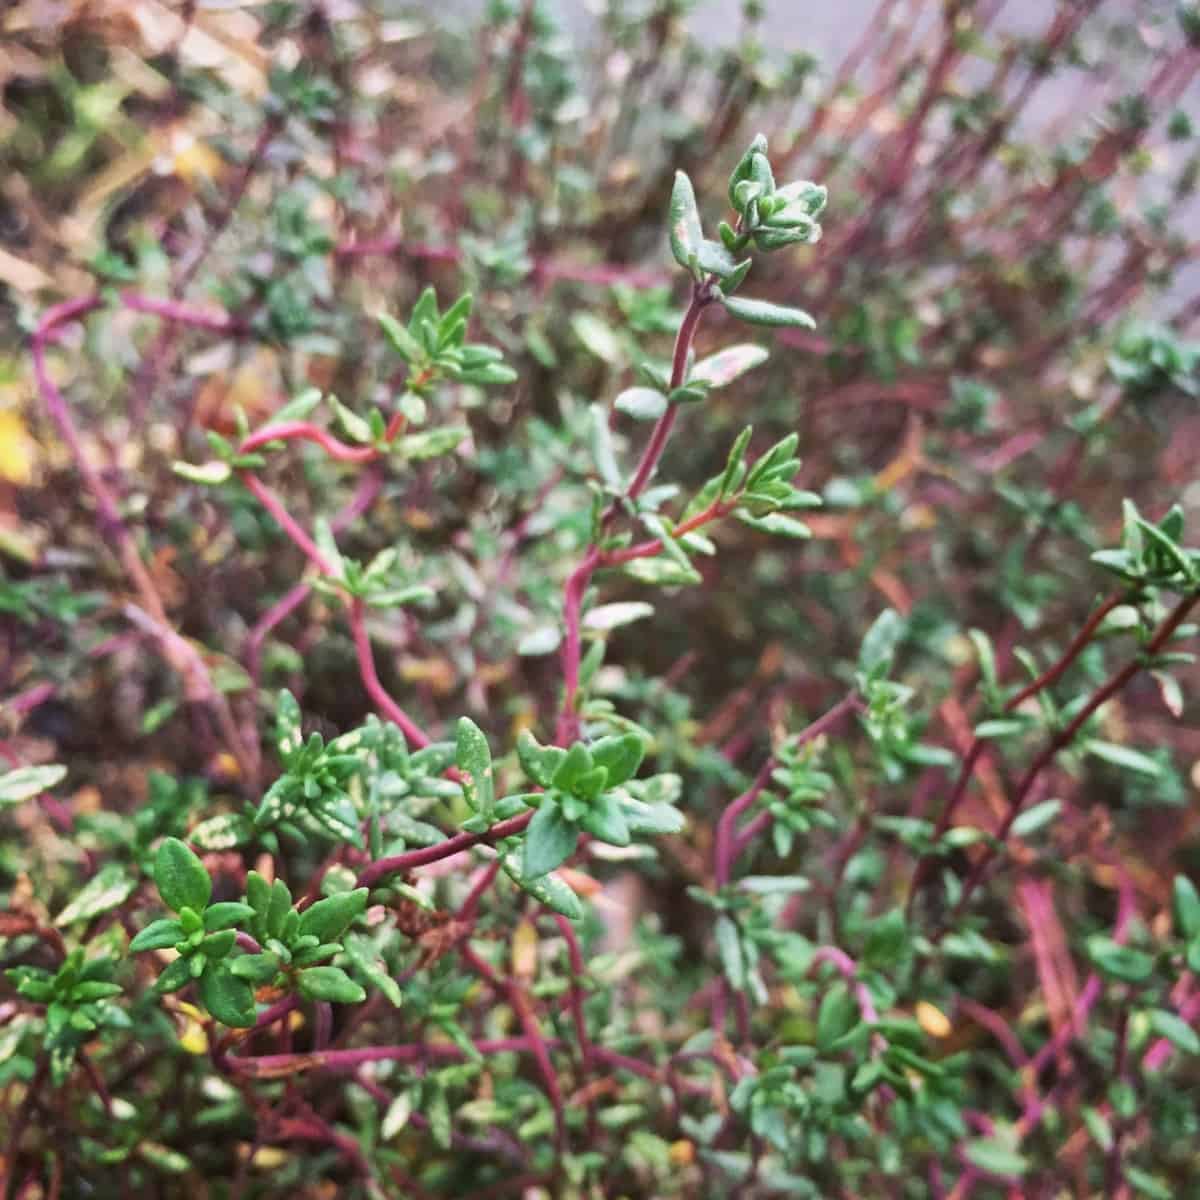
[3,0,1200,1195]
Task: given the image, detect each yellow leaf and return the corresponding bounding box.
[916,1000,952,1040]
[511,919,538,980]
[175,1003,209,1054]
[669,1139,695,1166]
[0,410,37,485]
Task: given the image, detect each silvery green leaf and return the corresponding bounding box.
[172,460,231,485]
[270,387,324,423]
[668,170,703,271]
[396,426,469,461]
[614,387,668,421]
[690,345,769,389]
[55,866,135,927]
[572,313,623,364]
[0,764,67,807]
[517,626,562,656]
[582,602,655,632]
[721,295,816,330]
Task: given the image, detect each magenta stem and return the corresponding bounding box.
[239,421,378,463]
[554,546,601,746]
[239,473,333,573]
[356,810,533,889]
[347,597,431,749]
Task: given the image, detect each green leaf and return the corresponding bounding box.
[1010,800,1062,839]
[265,879,293,940]
[438,292,472,339]
[396,426,469,461]
[1124,1167,1174,1200]
[572,313,623,365]
[0,764,67,807]
[190,812,254,851]
[245,871,271,917]
[721,295,815,330]
[270,387,324,424]
[201,930,236,959]
[153,838,212,915]
[500,855,584,920]
[153,956,194,995]
[55,865,135,927]
[1148,1008,1200,1054]
[343,934,403,1007]
[460,360,518,386]
[689,345,769,389]
[588,403,622,490]
[379,313,423,363]
[517,731,567,790]
[276,690,303,760]
[622,557,702,587]
[718,428,753,499]
[517,626,561,656]
[129,918,186,953]
[523,801,580,878]
[695,240,744,279]
[198,965,256,1027]
[968,629,998,699]
[298,889,368,944]
[974,718,1031,740]
[456,718,494,817]
[715,916,745,989]
[328,396,373,445]
[668,170,703,271]
[745,433,799,488]
[816,984,859,1050]
[229,954,281,985]
[859,609,904,677]
[963,1135,1028,1178]
[1081,1106,1114,1152]
[1174,875,1200,940]
[1086,740,1165,778]
[203,902,257,932]
[582,602,655,632]
[552,743,594,793]
[621,798,685,836]
[1086,935,1155,983]
[735,511,811,539]
[728,133,769,211]
[589,734,645,787]
[738,875,810,895]
[580,791,631,846]
[614,387,668,421]
[172,460,232,485]
[298,966,367,1004]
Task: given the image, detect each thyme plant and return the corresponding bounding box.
[4,3,1200,1196]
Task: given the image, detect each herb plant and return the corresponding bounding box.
[4,2,1200,1196]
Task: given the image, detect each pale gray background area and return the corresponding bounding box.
[433,0,1196,314]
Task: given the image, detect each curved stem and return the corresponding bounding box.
[347,597,431,749]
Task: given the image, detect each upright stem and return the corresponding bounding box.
[626,284,713,501]
[556,283,713,744]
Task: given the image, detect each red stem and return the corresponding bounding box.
[239,472,333,573]
[239,421,378,463]
[347,597,431,749]
[356,810,533,889]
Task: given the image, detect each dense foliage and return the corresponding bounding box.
[3,1,1200,1196]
